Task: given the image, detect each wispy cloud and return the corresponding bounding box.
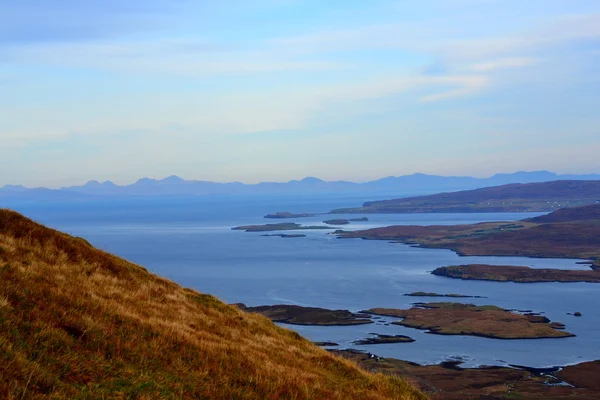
[470,57,540,72]
[419,76,489,102]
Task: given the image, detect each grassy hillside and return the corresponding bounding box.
[0,209,424,400]
[331,180,600,213]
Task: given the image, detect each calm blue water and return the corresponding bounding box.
[8,194,600,368]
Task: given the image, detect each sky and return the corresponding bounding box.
[1,0,599,187]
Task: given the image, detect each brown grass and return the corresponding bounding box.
[0,209,425,400]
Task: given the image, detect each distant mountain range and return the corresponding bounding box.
[2,171,600,201]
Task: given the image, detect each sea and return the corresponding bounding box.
[7,193,600,369]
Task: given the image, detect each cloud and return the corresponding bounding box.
[419,76,489,102]
[3,38,343,76]
[470,57,540,72]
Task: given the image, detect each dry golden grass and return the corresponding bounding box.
[0,209,425,400]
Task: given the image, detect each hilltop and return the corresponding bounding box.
[0,209,424,399]
[331,180,600,213]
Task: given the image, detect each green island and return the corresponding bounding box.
[363,302,573,339]
[337,203,600,269]
[334,349,600,400]
[330,180,600,214]
[433,264,600,283]
[232,222,333,232]
[0,209,424,400]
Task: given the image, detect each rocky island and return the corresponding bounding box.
[433,264,600,283]
[236,304,373,326]
[363,302,573,339]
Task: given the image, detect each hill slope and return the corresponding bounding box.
[331,180,600,213]
[0,209,424,400]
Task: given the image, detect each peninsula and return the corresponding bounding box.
[433,264,600,283]
[330,180,600,214]
[337,203,600,269]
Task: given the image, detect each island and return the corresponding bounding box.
[333,349,600,399]
[337,203,600,268]
[232,223,332,232]
[323,217,369,225]
[404,292,486,298]
[323,219,351,225]
[236,304,373,326]
[264,212,317,219]
[330,180,600,214]
[363,302,573,339]
[313,341,339,347]
[261,233,307,238]
[432,264,600,283]
[353,334,415,345]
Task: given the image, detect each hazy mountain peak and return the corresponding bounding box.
[134,178,158,185]
[1,184,26,191]
[299,177,323,184]
[161,175,185,184]
[83,180,101,187]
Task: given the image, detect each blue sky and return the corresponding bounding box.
[1,0,599,187]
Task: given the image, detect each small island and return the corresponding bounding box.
[363,302,573,339]
[432,264,600,283]
[353,334,415,345]
[261,233,307,238]
[236,304,373,326]
[313,341,339,347]
[324,217,369,225]
[404,292,486,298]
[323,219,351,225]
[264,212,317,219]
[232,223,332,232]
